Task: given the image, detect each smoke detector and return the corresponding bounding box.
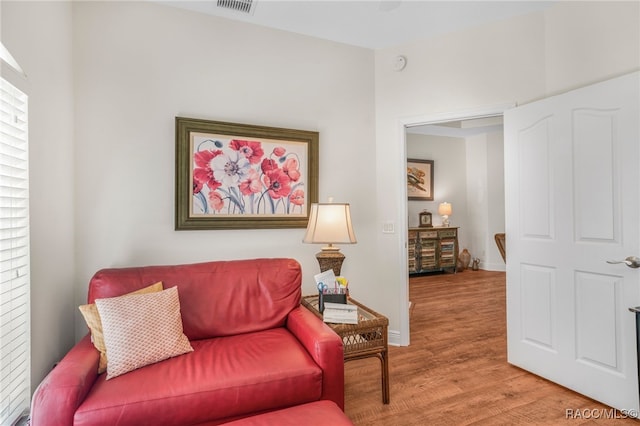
[216,0,256,15]
[393,55,407,71]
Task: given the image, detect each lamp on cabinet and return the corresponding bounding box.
[438,202,452,227]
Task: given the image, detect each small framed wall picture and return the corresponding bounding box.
[419,210,432,228]
[407,159,434,201]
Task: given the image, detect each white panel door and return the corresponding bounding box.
[505,71,640,413]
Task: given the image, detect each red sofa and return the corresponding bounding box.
[30,258,344,426]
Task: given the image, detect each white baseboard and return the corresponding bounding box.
[481,262,506,272]
[388,329,403,346]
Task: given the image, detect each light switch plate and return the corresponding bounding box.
[382,222,395,233]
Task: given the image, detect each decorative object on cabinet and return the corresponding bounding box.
[438,202,452,227]
[303,200,357,276]
[418,210,432,227]
[407,227,459,274]
[175,117,319,230]
[407,159,434,200]
[459,248,471,270]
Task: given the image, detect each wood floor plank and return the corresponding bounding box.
[344,271,638,425]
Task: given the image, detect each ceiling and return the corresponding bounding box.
[158,0,555,50]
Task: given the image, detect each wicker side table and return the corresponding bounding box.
[301,295,390,404]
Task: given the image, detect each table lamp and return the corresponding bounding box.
[438,202,452,227]
[303,201,357,276]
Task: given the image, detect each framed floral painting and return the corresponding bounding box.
[407,158,434,201]
[175,117,319,230]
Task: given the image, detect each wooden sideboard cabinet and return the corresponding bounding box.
[408,227,459,274]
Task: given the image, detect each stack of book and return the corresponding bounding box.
[322,302,358,324]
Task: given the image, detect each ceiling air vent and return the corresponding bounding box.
[217,0,256,15]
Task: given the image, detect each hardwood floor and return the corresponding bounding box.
[344,271,638,425]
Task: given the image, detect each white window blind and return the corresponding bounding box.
[0,77,30,426]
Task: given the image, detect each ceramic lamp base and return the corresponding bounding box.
[442,215,450,227]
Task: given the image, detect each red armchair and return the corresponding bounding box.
[31,258,344,426]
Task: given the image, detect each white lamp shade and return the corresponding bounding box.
[303,203,357,244]
[438,202,452,216]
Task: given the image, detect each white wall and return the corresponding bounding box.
[71,2,377,339]
[374,1,639,341]
[544,1,640,96]
[406,133,469,241]
[1,1,76,391]
[464,131,505,272]
[465,134,489,266]
[486,131,505,270]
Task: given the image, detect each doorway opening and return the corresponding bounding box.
[398,104,513,346]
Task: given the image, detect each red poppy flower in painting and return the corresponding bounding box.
[193,178,203,195]
[273,146,286,157]
[289,189,305,206]
[209,191,224,212]
[261,158,278,174]
[229,140,264,165]
[283,157,301,182]
[193,149,223,191]
[239,169,261,196]
[263,169,292,199]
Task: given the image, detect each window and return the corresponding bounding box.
[0,77,30,426]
